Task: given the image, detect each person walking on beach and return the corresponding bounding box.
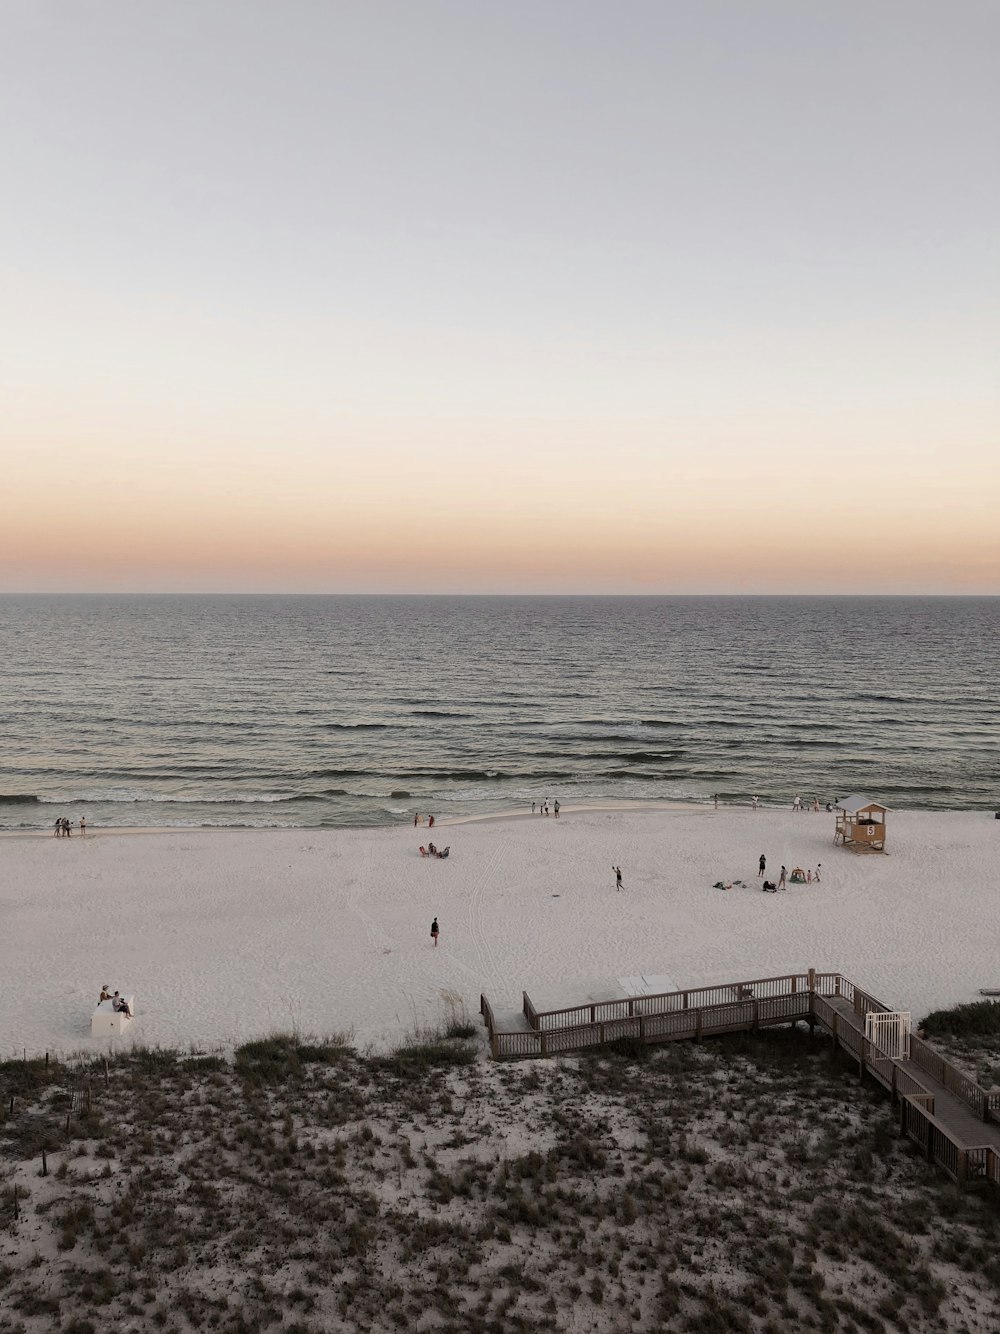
[758,854,766,878]
[814,863,822,882]
[751,795,760,811]
[54,817,63,837]
[414,813,419,827]
[531,801,536,815]
[613,865,623,891]
[428,815,435,829]
[553,800,560,818]
[430,917,439,947]
[792,795,802,812]
[778,865,787,890]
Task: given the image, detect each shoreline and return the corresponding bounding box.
[0,797,713,839]
[2,795,995,840]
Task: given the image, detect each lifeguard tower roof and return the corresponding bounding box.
[836,795,890,813]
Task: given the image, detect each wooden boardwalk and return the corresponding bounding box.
[481,970,1000,1187]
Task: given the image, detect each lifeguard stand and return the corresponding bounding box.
[834,796,888,852]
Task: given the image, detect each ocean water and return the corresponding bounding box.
[0,595,997,830]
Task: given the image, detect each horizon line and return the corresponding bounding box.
[2,590,997,600]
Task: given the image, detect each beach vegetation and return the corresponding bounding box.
[921,998,1000,1039]
[378,1029,482,1072]
[2,1027,1000,1330]
[233,1030,353,1083]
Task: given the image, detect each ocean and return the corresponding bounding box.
[0,595,997,830]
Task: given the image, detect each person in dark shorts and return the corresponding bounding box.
[758,854,766,877]
[430,917,439,946]
[613,866,623,891]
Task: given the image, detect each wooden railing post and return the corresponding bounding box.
[682,991,689,1010]
[791,975,798,995]
[807,967,816,992]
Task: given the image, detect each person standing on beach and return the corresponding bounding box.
[613,865,623,891]
[751,796,760,810]
[428,815,434,829]
[778,865,787,889]
[792,795,802,812]
[54,817,63,837]
[62,817,72,837]
[815,863,822,882]
[531,801,536,815]
[713,793,719,809]
[758,854,766,878]
[79,815,87,837]
[430,917,439,946]
[414,813,419,827]
[553,800,560,818]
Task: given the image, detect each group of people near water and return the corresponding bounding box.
[748,794,834,812]
[54,815,86,837]
[97,986,131,1017]
[531,799,560,817]
[758,854,822,893]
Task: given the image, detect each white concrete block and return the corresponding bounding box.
[91,995,135,1037]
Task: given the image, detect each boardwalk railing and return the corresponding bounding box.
[481,970,1000,1188]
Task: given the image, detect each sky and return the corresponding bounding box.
[1,0,997,594]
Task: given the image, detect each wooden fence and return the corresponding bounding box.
[481,970,1000,1188]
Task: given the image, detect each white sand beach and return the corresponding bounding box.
[2,806,998,1060]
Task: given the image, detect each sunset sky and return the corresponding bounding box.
[2,1,997,593]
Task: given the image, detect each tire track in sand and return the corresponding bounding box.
[465,836,509,998]
[347,840,395,954]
